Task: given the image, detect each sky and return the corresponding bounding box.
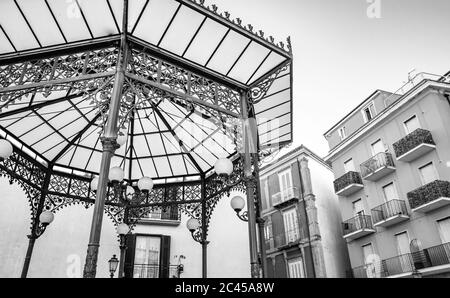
[205,0,450,157]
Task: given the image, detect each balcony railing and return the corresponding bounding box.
[407,180,450,213]
[352,242,450,278]
[360,152,396,181]
[131,264,182,278]
[393,129,436,162]
[342,215,375,240]
[371,200,409,227]
[265,227,305,251]
[272,187,300,207]
[334,171,364,196]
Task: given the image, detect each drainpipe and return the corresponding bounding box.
[297,159,317,278]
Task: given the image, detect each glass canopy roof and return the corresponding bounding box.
[0,0,291,86]
[0,0,293,183]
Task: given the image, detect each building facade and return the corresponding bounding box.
[259,145,350,278]
[324,72,450,278]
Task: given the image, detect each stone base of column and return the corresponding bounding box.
[83,244,100,278]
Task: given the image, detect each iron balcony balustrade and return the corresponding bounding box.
[272,187,300,208]
[265,227,305,251]
[352,242,450,278]
[407,180,450,213]
[334,171,364,197]
[393,129,436,162]
[342,214,376,241]
[360,152,396,182]
[371,200,410,228]
[129,264,183,279]
[138,208,182,227]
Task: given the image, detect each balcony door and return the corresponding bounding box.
[283,208,299,243]
[419,162,438,185]
[362,244,380,278]
[134,236,161,278]
[437,218,450,243]
[371,139,385,156]
[278,169,293,199]
[344,158,355,173]
[382,182,398,202]
[395,232,412,273]
[353,199,365,230]
[287,258,305,278]
[404,115,421,135]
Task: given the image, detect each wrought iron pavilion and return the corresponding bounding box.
[0,0,294,278]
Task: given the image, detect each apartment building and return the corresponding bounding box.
[259,145,350,278]
[324,72,450,278]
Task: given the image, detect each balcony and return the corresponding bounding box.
[138,208,181,226]
[334,171,364,196]
[266,228,305,251]
[131,264,183,278]
[393,129,436,162]
[351,242,450,278]
[272,187,300,208]
[371,200,410,228]
[407,180,450,213]
[342,215,376,241]
[360,152,396,181]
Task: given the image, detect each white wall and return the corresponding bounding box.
[0,178,119,278]
[0,178,250,278]
[308,156,350,278]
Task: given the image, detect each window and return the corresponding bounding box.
[278,169,293,193]
[382,182,398,202]
[134,236,162,278]
[344,158,355,173]
[404,115,421,135]
[362,243,374,265]
[371,139,385,156]
[145,207,179,221]
[283,208,300,243]
[338,127,347,140]
[437,218,450,243]
[419,162,438,185]
[395,232,411,272]
[363,103,376,123]
[288,258,305,278]
[264,221,273,242]
[353,199,364,216]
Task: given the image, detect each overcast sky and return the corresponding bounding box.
[205,0,450,157]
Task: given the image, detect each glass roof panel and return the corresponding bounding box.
[46,0,91,42]
[206,30,250,74]
[161,133,182,154]
[42,141,69,160]
[183,18,228,64]
[133,0,179,45]
[159,6,205,56]
[168,155,187,176]
[132,135,152,157]
[107,0,124,32]
[247,52,286,85]
[78,0,118,37]
[256,101,290,125]
[153,157,172,178]
[0,27,15,53]
[146,134,167,156]
[228,42,271,83]
[127,0,148,33]
[85,150,103,172]
[254,89,290,114]
[6,112,42,137]
[16,0,65,47]
[0,0,39,51]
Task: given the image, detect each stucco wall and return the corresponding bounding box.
[308,156,350,278]
[0,179,249,278]
[327,89,450,269]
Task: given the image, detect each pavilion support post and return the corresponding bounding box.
[201,175,208,278]
[240,91,259,279]
[118,207,129,279]
[82,0,129,279]
[21,169,52,278]
[254,155,268,278]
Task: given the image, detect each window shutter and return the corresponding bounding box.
[303,245,316,278]
[124,234,137,278]
[268,173,280,207]
[291,162,301,191]
[274,255,288,278]
[271,211,284,247]
[159,236,171,278]
[260,179,268,211]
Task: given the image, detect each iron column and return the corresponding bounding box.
[240,91,259,278]
[83,0,128,278]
